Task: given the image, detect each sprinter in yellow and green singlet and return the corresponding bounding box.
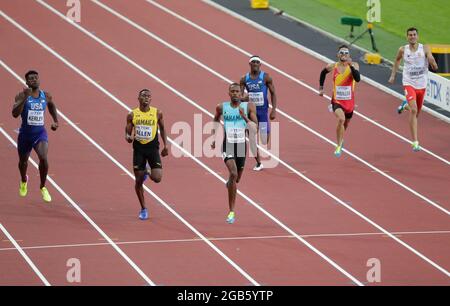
[125,89,168,220]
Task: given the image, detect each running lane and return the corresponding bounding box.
[0,2,362,285]
[14,0,450,284]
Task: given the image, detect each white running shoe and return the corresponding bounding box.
[253,163,264,171]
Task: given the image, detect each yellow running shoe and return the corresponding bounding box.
[40,187,52,203]
[334,140,344,157]
[226,211,235,224]
[412,141,420,152]
[334,145,342,157]
[19,176,28,197]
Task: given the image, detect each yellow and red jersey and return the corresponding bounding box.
[332,63,356,113]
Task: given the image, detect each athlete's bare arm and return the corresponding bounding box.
[239,76,249,101]
[125,112,134,143]
[243,103,258,156]
[389,46,404,84]
[157,109,168,157]
[424,45,439,71]
[45,92,59,131]
[238,103,257,124]
[211,103,223,149]
[265,73,277,120]
[319,63,334,96]
[247,102,258,126]
[325,63,335,72]
[12,88,31,118]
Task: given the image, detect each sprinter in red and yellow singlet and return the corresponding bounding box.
[319,45,361,157]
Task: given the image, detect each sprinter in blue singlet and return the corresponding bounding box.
[211,83,258,224]
[12,71,59,203]
[240,55,277,171]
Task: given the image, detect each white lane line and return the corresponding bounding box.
[0,223,50,285]
[98,0,449,216]
[1,230,449,252]
[33,0,450,279]
[9,3,363,285]
[148,0,450,165]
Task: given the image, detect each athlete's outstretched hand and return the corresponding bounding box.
[50,122,59,131]
[238,107,248,121]
[161,147,169,157]
[125,133,134,143]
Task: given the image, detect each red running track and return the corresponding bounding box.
[0,0,448,285]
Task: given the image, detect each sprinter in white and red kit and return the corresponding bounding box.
[389,27,439,152]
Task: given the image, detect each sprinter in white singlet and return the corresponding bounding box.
[389,27,438,152]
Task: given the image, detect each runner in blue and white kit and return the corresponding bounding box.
[240,55,277,171]
[212,83,258,224]
[12,71,59,202]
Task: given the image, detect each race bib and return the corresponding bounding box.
[249,92,264,106]
[27,110,44,126]
[135,125,153,141]
[408,67,426,78]
[226,128,246,144]
[335,86,352,100]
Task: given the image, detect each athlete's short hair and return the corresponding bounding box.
[338,44,349,51]
[229,82,240,90]
[139,88,150,96]
[407,27,418,34]
[25,70,38,81]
